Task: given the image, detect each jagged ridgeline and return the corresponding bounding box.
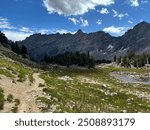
[17,21,150,65]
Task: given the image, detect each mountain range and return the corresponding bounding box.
[19,21,150,62]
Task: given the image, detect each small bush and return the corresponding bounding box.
[17,78,24,82]
[0,88,3,93]
[14,99,20,106]
[12,79,16,84]
[38,83,45,87]
[7,94,13,102]
[11,106,18,113]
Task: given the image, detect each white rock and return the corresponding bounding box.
[58,76,73,81]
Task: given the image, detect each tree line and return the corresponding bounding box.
[115,51,150,68]
[11,42,28,58]
[43,51,95,68]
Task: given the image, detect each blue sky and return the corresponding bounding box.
[0,0,150,41]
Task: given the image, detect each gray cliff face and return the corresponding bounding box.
[19,21,150,61]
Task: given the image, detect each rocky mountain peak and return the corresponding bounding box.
[123,21,150,37]
[133,21,150,30]
[76,29,84,34]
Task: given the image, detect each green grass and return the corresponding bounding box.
[1,55,150,113]
[38,66,150,113]
[0,69,15,78]
[0,57,34,82]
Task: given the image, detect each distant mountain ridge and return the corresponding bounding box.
[19,21,150,62]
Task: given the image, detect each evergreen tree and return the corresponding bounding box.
[21,45,27,54]
[11,42,20,54]
[42,51,95,68]
[88,58,95,68]
[118,52,149,68]
[114,55,117,62]
[127,51,135,60]
[117,56,122,64]
[121,56,130,67]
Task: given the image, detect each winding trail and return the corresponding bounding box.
[0,73,45,113]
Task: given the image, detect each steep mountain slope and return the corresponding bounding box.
[113,21,150,56]
[19,21,150,62]
[20,30,118,61]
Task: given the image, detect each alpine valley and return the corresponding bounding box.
[0,22,150,113]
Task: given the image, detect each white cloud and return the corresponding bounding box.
[68,18,80,25]
[43,0,115,16]
[37,28,70,34]
[19,27,34,33]
[38,29,51,34]
[0,17,31,41]
[56,29,69,34]
[96,19,102,25]
[112,9,128,20]
[0,17,74,41]
[100,8,109,14]
[141,0,148,4]
[51,29,71,34]
[130,0,139,7]
[3,30,32,41]
[0,17,15,29]
[128,20,133,24]
[68,17,89,27]
[112,9,118,17]
[80,17,89,27]
[103,26,129,36]
[3,28,73,41]
[139,19,144,22]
